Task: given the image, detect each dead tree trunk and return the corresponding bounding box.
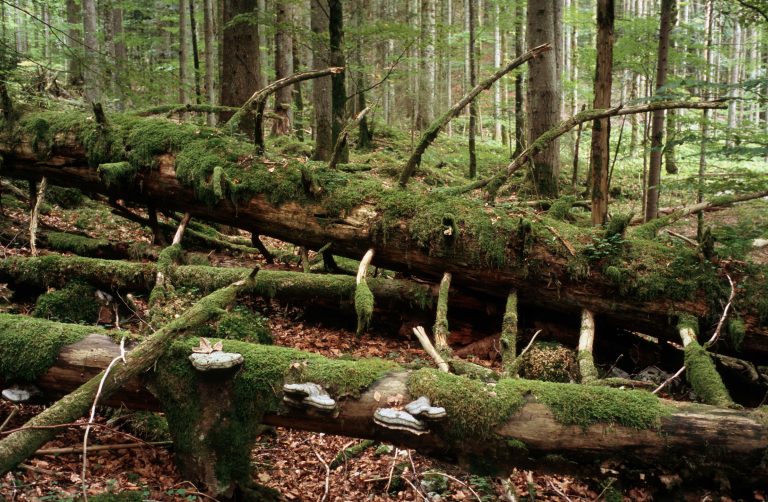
[2,326,767,489]
[1,109,766,362]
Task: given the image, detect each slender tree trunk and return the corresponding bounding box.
[203,0,217,126]
[446,0,453,136]
[353,0,372,149]
[698,0,714,240]
[526,0,560,197]
[493,1,502,141]
[644,0,675,222]
[726,21,742,148]
[417,0,436,130]
[513,1,525,158]
[293,33,305,142]
[82,0,100,103]
[468,0,478,179]
[589,0,614,225]
[329,0,348,163]
[272,1,294,136]
[189,0,202,105]
[178,0,191,108]
[111,7,126,108]
[311,0,333,161]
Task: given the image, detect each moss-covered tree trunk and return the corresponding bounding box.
[3,327,768,489]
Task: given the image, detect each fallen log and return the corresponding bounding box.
[1,111,767,362]
[2,326,767,491]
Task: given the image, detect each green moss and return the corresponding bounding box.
[216,306,272,344]
[97,161,136,188]
[547,196,576,221]
[605,213,633,238]
[287,356,398,398]
[577,350,599,383]
[46,186,84,208]
[0,313,106,381]
[506,439,528,454]
[157,243,184,272]
[683,341,734,407]
[88,492,146,502]
[46,231,109,256]
[727,318,746,351]
[32,281,100,324]
[511,379,668,429]
[677,313,699,335]
[407,369,526,440]
[354,280,374,336]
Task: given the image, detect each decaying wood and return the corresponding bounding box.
[3,329,767,488]
[28,177,47,256]
[0,281,245,476]
[2,112,767,363]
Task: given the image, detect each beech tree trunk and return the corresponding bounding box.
[220,0,261,130]
[329,0,348,163]
[311,0,333,161]
[272,1,294,136]
[3,328,767,490]
[82,0,100,103]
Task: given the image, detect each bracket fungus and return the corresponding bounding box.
[282,382,336,411]
[404,396,447,420]
[2,384,40,403]
[373,408,428,435]
[188,351,244,371]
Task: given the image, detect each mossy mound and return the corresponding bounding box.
[46,231,109,256]
[46,186,84,208]
[216,306,272,344]
[518,342,578,383]
[0,314,108,381]
[684,341,734,407]
[32,281,100,324]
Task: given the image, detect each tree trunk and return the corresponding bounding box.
[272,1,294,136]
[526,0,560,197]
[3,109,766,362]
[4,327,768,490]
[178,0,191,108]
[468,0,478,179]
[203,0,217,126]
[329,0,348,163]
[493,1,503,141]
[417,0,436,131]
[188,0,202,105]
[66,0,83,87]
[513,0,525,158]
[82,0,100,103]
[589,0,614,225]
[220,0,260,131]
[311,0,333,161]
[644,0,675,222]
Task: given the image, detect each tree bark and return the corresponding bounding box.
[644,0,675,222]
[468,0,478,179]
[81,0,100,103]
[417,0,436,131]
[65,0,83,87]
[203,0,217,126]
[526,0,561,197]
[589,0,614,225]
[220,0,261,131]
[329,0,348,163]
[4,328,768,488]
[272,1,294,136]
[311,0,333,161]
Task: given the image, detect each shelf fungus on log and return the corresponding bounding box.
[404,396,447,421]
[373,408,428,435]
[282,382,337,411]
[1,384,40,403]
[188,352,244,372]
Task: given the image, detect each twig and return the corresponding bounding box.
[422,471,482,502]
[652,365,686,395]
[547,479,574,502]
[82,337,127,500]
[412,326,451,372]
[384,448,400,493]
[542,223,576,256]
[666,229,697,246]
[36,441,172,455]
[0,407,18,432]
[402,476,429,502]
[704,274,736,349]
[517,330,543,359]
[311,444,330,502]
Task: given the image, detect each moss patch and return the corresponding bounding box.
[0,313,108,381]
[354,280,374,336]
[32,281,100,324]
[46,231,110,256]
[216,306,272,344]
[683,341,734,407]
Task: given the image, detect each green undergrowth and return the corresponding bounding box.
[0,313,109,381]
[32,281,100,323]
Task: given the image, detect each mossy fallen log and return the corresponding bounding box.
[2,324,767,490]
[2,110,767,361]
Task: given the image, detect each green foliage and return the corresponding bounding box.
[518,342,577,383]
[46,186,84,209]
[582,233,625,263]
[97,161,136,188]
[32,281,100,324]
[547,196,577,221]
[727,318,746,351]
[0,313,105,381]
